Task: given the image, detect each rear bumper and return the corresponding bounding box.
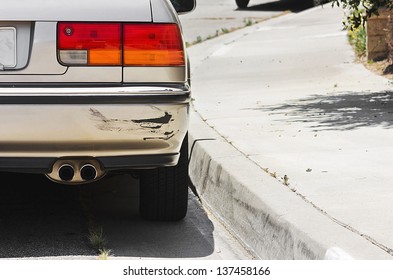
[0,84,190,104]
[0,154,180,174]
[0,84,190,173]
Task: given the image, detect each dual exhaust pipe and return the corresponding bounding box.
[58,163,97,182]
[46,159,105,184]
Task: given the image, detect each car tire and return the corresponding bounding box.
[310,0,329,6]
[139,134,189,221]
[236,0,250,9]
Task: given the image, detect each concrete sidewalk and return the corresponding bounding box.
[187,5,393,259]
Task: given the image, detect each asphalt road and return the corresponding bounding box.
[0,172,95,259]
[0,172,252,259]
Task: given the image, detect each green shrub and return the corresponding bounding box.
[348,25,367,57]
[333,0,393,29]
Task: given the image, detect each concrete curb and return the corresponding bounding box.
[187,8,393,260]
[189,111,392,260]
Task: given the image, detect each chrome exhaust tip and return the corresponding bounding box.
[47,159,105,184]
[80,164,97,181]
[58,164,75,181]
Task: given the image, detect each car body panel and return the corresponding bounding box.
[0,103,188,158]
[0,84,190,171]
[0,0,152,22]
[151,0,179,23]
[0,67,122,83]
[123,67,186,83]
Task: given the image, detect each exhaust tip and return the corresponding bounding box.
[80,164,97,181]
[47,159,105,184]
[58,164,75,181]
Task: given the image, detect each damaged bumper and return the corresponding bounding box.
[0,84,190,173]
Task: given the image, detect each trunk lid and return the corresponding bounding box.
[0,0,152,22]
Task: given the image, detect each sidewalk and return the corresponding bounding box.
[187,5,393,259]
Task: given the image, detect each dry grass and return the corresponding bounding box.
[360,56,393,80]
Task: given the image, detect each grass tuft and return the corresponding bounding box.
[79,189,112,260]
[98,249,112,260]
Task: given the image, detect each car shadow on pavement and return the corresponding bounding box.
[77,174,215,259]
[254,91,393,131]
[0,172,95,258]
[0,172,215,259]
[238,0,315,13]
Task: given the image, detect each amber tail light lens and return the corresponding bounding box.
[58,23,122,66]
[58,22,185,67]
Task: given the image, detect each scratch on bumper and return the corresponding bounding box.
[89,108,178,140]
[0,85,189,162]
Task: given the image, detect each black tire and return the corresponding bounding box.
[236,0,250,9]
[139,134,189,221]
[310,0,330,6]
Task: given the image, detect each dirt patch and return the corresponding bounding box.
[358,56,393,80]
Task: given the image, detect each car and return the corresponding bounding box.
[0,0,195,221]
[235,0,250,8]
[235,0,330,8]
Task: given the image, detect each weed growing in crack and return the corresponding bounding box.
[262,167,278,178]
[98,249,112,260]
[243,18,254,27]
[221,28,230,34]
[283,175,290,186]
[80,189,112,260]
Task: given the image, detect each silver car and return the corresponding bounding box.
[0,0,195,221]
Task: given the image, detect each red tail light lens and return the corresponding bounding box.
[58,23,121,66]
[123,23,185,66]
[57,23,185,67]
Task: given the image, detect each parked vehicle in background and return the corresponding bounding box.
[235,0,330,8]
[0,0,195,221]
[235,0,250,7]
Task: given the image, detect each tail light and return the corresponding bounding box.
[57,23,185,67]
[58,23,121,66]
[123,24,184,66]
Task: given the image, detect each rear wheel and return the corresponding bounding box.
[236,0,250,9]
[309,0,330,6]
[139,135,189,221]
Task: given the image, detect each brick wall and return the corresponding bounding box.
[367,9,390,61]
